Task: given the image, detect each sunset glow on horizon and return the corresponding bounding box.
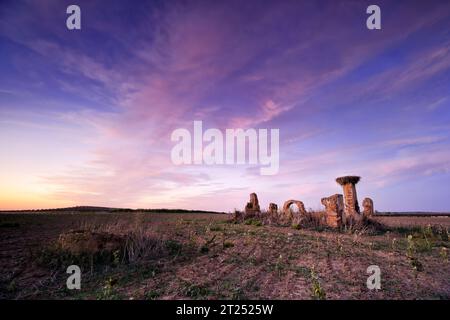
[1,0,450,212]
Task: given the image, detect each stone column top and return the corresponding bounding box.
[336,176,361,185]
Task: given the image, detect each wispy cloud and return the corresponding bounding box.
[1,0,450,211]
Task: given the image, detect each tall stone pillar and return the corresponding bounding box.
[336,176,361,221]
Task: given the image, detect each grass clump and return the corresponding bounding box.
[97,277,121,300]
[208,224,223,232]
[244,218,262,227]
[406,235,424,273]
[310,267,326,300]
[181,281,212,299]
[440,247,448,263]
[223,241,234,249]
[165,239,183,256]
[145,289,162,300]
[199,235,216,254]
[291,223,301,230]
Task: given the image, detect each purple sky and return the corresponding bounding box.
[0,0,449,212]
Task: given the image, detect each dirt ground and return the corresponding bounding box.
[0,212,449,300]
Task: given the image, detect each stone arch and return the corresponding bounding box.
[282,200,306,221]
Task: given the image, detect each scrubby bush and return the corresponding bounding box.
[35,226,182,273]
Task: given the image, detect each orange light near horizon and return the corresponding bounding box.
[0,177,72,210]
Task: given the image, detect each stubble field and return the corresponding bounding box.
[0,211,449,300]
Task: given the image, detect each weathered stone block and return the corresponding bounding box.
[321,194,344,228]
[268,203,278,215]
[244,192,261,217]
[362,198,374,218]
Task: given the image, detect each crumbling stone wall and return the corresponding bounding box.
[239,175,374,229]
[244,192,261,218]
[362,198,374,218]
[321,194,344,228]
[268,203,278,215]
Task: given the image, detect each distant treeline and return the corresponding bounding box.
[2,207,448,217]
[0,206,227,215]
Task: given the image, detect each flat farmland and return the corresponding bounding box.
[0,211,449,300]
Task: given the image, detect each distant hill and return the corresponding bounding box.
[0,206,227,215]
[2,207,449,216]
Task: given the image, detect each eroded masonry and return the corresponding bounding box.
[241,175,374,228]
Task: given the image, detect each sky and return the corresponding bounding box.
[0,0,449,212]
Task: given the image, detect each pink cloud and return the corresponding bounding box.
[2,0,449,211]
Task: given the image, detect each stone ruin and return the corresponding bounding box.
[268,203,278,215]
[244,192,261,218]
[282,200,306,224]
[336,176,361,223]
[321,194,344,228]
[362,197,374,218]
[240,175,374,229]
[324,176,375,226]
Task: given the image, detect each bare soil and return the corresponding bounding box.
[0,212,449,300]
